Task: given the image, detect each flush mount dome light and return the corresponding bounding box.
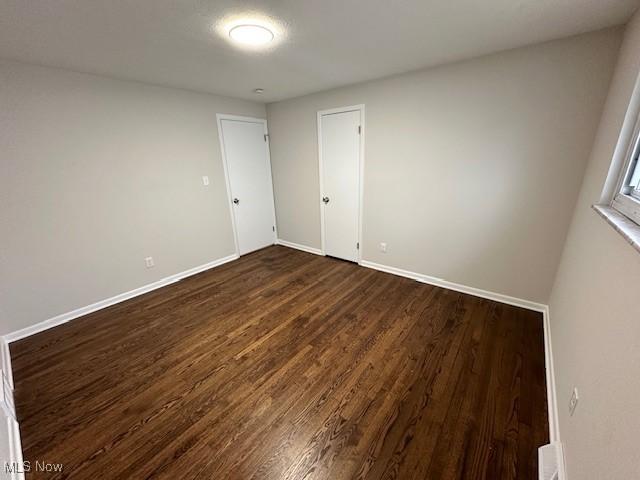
[229,24,274,46]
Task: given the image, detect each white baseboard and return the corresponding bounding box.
[276,239,323,256]
[359,259,547,312]
[3,253,239,343]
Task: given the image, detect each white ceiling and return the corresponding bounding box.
[0,0,638,103]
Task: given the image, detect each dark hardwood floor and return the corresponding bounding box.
[10,246,548,479]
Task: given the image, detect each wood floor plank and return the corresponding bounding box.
[10,246,548,479]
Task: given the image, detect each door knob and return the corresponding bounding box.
[322,196,330,204]
[233,198,240,205]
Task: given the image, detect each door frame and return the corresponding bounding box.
[216,114,278,256]
[317,104,365,263]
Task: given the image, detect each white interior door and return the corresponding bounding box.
[319,108,362,262]
[219,117,276,255]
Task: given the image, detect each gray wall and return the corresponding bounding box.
[267,29,622,304]
[0,60,265,335]
[548,12,640,480]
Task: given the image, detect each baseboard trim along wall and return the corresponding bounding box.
[271,242,547,311]
[359,260,547,312]
[275,239,324,256]
[3,253,239,343]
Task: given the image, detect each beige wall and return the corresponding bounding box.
[0,61,265,335]
[548,13,640,480]
[267,29,622,304]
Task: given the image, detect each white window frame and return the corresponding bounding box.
[612,113,640,225]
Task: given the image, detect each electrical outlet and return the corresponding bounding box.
[569,387,579,416]
[202,176,210,186]
[145,256,155,268]
[379,242,387,253]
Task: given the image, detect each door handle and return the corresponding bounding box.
[233,198,240,205]
[322,196,330,204]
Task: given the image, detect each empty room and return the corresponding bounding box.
[1,1,640,479]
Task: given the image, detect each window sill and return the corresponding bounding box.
[592,205,640,253]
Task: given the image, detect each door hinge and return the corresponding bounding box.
[356,242,360,250]
[272,226,275,232]
[358,125,361,134]
[264,133,269,142]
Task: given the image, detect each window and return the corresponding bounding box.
[624,155,640,199]
[612,116,640,225]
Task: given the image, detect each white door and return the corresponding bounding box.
[319,108,362,262]
[219,117,276,255]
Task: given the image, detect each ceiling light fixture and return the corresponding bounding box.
[229,24,274,46]
[253,88,264,94]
